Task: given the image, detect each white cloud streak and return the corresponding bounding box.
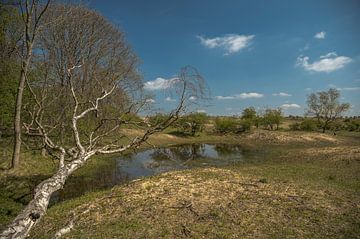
[272,92,291,97]
[339,87,360,91]
[145,98,155,103]
[281,103,301,109]
[215,92,264,100]
[144,77,179,90]
[314,31,326,39]
[236,92,264,99]
[320,52,337,59]
[197,34,254,55]
[297,53,352,73]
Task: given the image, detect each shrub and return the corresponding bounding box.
[289,118,318,131]
[299,118,318,131]
[178,113,207,136]
[214,117,238,133]
[239,119,252,132]
[344,119,360,132]
[329,120,346,131]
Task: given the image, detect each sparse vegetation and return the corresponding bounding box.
[0,1,359,238]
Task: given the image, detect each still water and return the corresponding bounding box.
[51,144,254,203]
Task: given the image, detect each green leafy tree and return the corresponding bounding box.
[306,88,350,133]
[178,112,207,136]
[262,108,283,130]
[241,107,257,121]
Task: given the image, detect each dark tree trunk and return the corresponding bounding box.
[12,64,29,168]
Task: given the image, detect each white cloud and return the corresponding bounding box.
[272,92,291,97]
[197,34,254,55]
[215,92,264,100]
[196,109,206,113]
[144,77,179,90]
[297,53,352,73]
[189,96,197,100]
[320,52,337,59]
[236,92,264,99]
[339,87,360,91]
[281,103,301,109]
[215,95,235,100]
[165,97,176,102]
[314,31,326,39]
[145,98,155,103]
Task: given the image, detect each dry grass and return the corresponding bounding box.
[30,166,360,238]
[244,130,341,144]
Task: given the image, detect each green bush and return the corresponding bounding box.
[329,120,346,131]
[177,113,207,136]
[344,119,360,132]
[299,118,318,131]
[214,117,238,134]
[289,118,318,131]
[239,119,252,132]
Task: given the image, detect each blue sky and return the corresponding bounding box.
[88,0,360,116]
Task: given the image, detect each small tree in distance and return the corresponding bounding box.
[241,107,258,130]
[262,108,283,130]
[178,112,207,136]
[241,107,257,121]
[306,88,350,133]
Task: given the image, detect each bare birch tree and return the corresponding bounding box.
[1,4,207,238]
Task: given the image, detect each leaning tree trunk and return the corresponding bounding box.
[1,153,94,239]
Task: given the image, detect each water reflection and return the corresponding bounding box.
[53,144,247,203]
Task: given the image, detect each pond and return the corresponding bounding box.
[51,144,259,204]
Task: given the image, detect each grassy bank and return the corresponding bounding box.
[1,130,360,238]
